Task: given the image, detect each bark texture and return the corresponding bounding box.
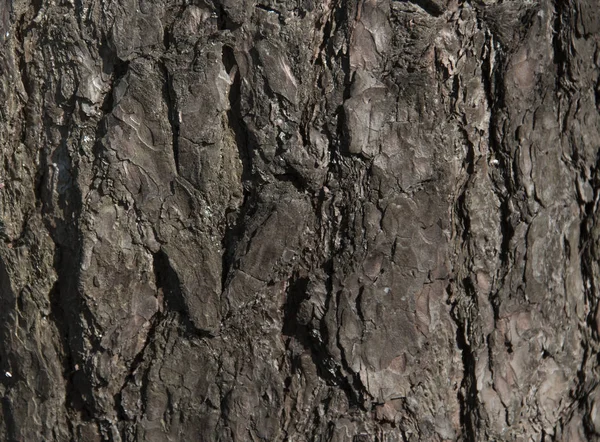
[0,0,599,440]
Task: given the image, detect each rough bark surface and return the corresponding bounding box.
[0,0,599,440]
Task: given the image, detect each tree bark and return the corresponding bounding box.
[0,0,599,440]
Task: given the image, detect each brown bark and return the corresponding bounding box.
[0,0,599,440]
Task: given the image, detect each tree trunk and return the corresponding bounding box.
[0,0,599,440]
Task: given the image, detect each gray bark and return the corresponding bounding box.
[0,0,599,440]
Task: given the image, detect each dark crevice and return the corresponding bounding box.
[455,191,471,243]
[450,287,479,442]
[497,198,515,270]
[0,255,17,442]
[161,64,180,176]
[450,74,482,436]
[163,26,171,52]
[48,279,79,415]
[282,274,311,339]
[37,71,98,419]
[282,270,366,409]
[457,125,475,175]
[255,4,282,14]
[114,311,161,422]
[152,250,213,339]
[1,398,17,442]
[50,243,99,421]
[138,353,154,417]
[98,39,130,115]
[315,7,335,68]
[216,5,242,31]
[583,396,599,442]
[552,0,572,93]
[480,29,515,280]
[577,152,600,426]
[220,44,256,291]
[338,55,357,157]
[401,0,444,17]
[222,45,237,75]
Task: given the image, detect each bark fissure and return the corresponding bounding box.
[161,65,180,176]
[2,0,599,440]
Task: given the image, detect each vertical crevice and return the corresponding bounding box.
[578,150,600,431]
[281,274,310,339]
[552,0,572,93]
[53,246,99,421]
[450,282,479,442]
[153,250,213,338]
[153,250,186,315]
[479,29,514,311]
[161,65,180,176]
[98,39,130,115]
[220,44,256,291]
[0,256,17,442]
[114,312,161,423]
[1,397,17,442]
[221,45,251,183]
[48,279,77,412]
